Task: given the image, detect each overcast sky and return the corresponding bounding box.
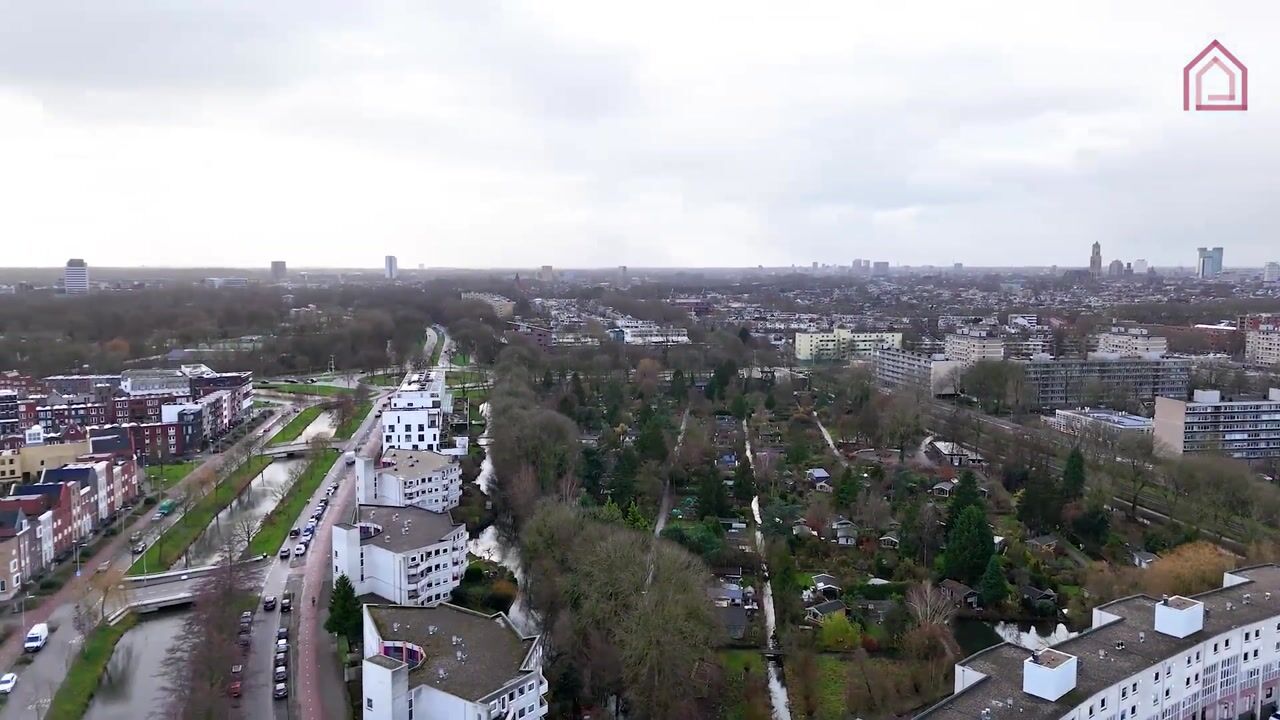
[1,1,1277,270]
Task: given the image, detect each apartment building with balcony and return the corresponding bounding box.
[1246,331,1280,369]
[360,603,547,720]
[1154,389,1280,459]
[945,330,1006,366]
[333,503,468,607]
[357,449,462,513]
[384,371,452,453]
[1095,327,1169,358]
[918,564,1280,720]
[794,329,903,362]
[874,348,965,396]
[1017,356,1191,409]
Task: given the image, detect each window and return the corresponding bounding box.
[1101,698,1107,710]
[1089,705,1095,717]
[1132,682,1138,693]
[1186,678,1191,688]
[1268,688,1274,700]
[1154,671,1160,682]
[1214,642,1220,653]
[1253,649,1259,659]
[366,699,373,710]
[1225,638,1231,649]
[1123,688,1129,699]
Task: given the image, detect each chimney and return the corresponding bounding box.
[1155,596,1204,638]
[1023,649,1077,701]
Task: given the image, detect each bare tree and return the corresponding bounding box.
[905,581,955,628]
[89,566,128,624]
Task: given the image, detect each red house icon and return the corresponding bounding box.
[1183,40,1247,111]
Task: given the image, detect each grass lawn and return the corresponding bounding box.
[245,450,339,557]
[46,614,137,720]
[428,337,443,367]
[146,461,198,490]
[365,373,401,387]
[128,456,273,575]
[335,400,373,440]
[446,369,486,388]
[720,649,768,720]
[260,383,346,397]
[451,350,470,366]
[269,405,326,445]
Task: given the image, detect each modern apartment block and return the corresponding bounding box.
[1044,408,1154,438]
[1154,389,1280,459]
[918,564,1280,720]
[64,259,89,295]
[460,292,516,318]
[360,603,547,720]
[1017,356,1190,409]
[1095,327,1169,358]
[874,347,965,396]
[383,372,453,453]
[1245,331,1280,369]
[332,503,468,607]
[356,448,462,513]
[945,330,1006,366]
[794,329,903,362]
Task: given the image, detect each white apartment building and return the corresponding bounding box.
[615,320,691,345]
[357,449,462,513]
[360,604,547,720]
[794,329,903,362]
[945,331,1006,366]
[333,503,468,607]
[1008,314,1039,328]
[64,259,89,295]
[1265,263,1280,283]
[1246,331,1280,368]
[1095,327,1169,358]
[1044,408,1154,437]
[1154,389,1280,459]
[461,292,515,318]
[874,348,965,396]
[384,372,452,452]
[919,564,1280,720]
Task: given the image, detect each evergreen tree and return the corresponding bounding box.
[571,371,587,405]
[697,467,730,519]
[541,369,554,390]
[947,470,983,527]
[1061,447,1086,501]
[733,459,757,503]
[834,467,861,512]
[764,393,777,412]
[669,368,688,401]
[598,497,624,524]
[1018,472,1061,534]
[636,417,668,463]
[625,501,650,530]
[579,447,606,498]
[943,505,994,585]
[325,574,362,646]
[730,393,750,420]
[978,555,1010,607]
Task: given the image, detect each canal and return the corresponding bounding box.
[84,610,190,720]
[181,410,337,568]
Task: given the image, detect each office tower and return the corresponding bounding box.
[1089,242,1102,278]
[1107,259,1124,277]
[953,263,963,272]
[1132,258,1148,275]
[384,255,398,280]
[1196,247,1224,278]
[64,258,89,295]
[270,261,287,281]
[872,261,889,276]
[1264,262,1280,282]
[538,265,555,282]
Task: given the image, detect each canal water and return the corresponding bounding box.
[181,411,337,568]
[745,419,793,720]
[84,610,190,720]
[952,617,1078,656]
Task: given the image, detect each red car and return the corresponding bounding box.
[227,681,242,698]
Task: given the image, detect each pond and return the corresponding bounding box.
[953,617,1079,656]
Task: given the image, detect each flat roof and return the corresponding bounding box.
[366,604,536,701]
[1057,408,1154,429]
[918,565,1280,720]
[350,504,459,553]
[379,448,454,477]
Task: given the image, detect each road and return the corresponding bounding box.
[0,408,294,720]
[652,408,691,538]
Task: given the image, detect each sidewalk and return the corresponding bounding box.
[0,407,290,671]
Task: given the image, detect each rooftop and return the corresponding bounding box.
[1056,408,1154,429]
[366,603,536,701]
[379,448,454,477]
[918,565,1280,720]
[344,504,459,553]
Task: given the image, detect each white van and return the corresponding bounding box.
[23,623,49,652]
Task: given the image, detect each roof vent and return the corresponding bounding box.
[1098,649,1106,660]
[1243,593,1252,605]
[437,668,448,681]
[392,622,400,632]
[1226,602,1235,612]
[428,625,437,634]
[1115,641,1126,651]
[981,710,992,720]
[1139,632,1146,643]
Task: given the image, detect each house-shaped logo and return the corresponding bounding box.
[1183,40,1247,111]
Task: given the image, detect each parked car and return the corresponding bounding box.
[237,632,251,647]
[279,547,291,560]
[274,665,288,682]
[288,528,300,538]
[130,531,143,543]
[0,673,16,695]
[276,638,288,653]
[227,680,242,698]
[131,543,146,554]
[293,544,307,557]
[231,664,243,679]
[276,627,288,641]
[239,611,253,625]
[263,596,277,611]
[275,651,288,667]
[281,593,293,613]
[273,683,289,699]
